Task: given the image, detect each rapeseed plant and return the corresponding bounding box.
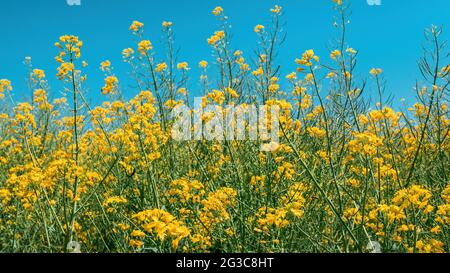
[0,1,449,253]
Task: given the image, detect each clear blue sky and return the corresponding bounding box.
[0,0,449,106]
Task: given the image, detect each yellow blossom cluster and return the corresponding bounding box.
[0,1,449,254]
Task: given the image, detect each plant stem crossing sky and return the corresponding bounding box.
[0,0,449,106]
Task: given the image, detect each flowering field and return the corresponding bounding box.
[0,1,449,253]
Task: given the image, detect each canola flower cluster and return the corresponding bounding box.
[0,1,449,253]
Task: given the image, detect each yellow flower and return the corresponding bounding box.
[156,62,168,73]
[167,179,205,204]
[254,24,265,33]
[223,87,238,98]
[207,30,225,45]
[132,209,190,250]
[129,20,144,32]
[103,196,127,207]
[122,48,134,59]
[286,72,297,80]
[100,60,111,71]
[56,35,82,58]
[370,68,383,76]
[138,40,153,54]
[307,126,326,138]
[56,62,74,80]
[101,76,119,95]
[326,72,336,78]
[0,79,12,99]
[268,83,279,93]
[32,69,46,79]
[270,5,282,14]
[343,208,362,224]
[330,49,341,59]
[295,49,319,67]
[199,60,208,68]
[162,21,173,28]
[177,62,189,71]
[346,47,357,54]
[252,67,263,76]
[164,99,179,109]
[212,6,223,16]
[431,226,442,234]
[205,90,225,105]
[441,65,450,74]
[177,88,187,95]
[129,239,144,248]
[131,230,146,238]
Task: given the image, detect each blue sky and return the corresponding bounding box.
[0,0,449,106]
